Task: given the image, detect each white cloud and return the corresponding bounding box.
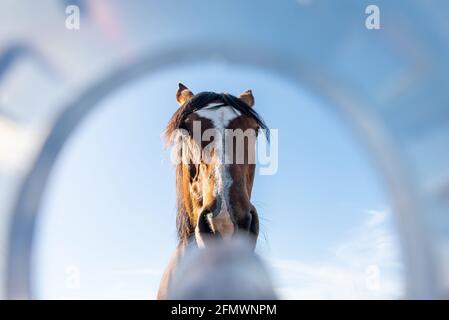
[268,209,404,299]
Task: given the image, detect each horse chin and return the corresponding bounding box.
[194,228,222,248]
[238,231,257,251]
[195,228,257,251]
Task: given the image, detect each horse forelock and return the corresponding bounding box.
[164,91,269,146]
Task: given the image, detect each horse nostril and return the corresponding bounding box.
[197,209,214,234]
[197,209,223,237]
[236,209,259,250]
[249,209,259,237]
[195,209,222,247]
[238,213,252,231]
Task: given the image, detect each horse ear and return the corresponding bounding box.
[239,90,254,108]
[176,83,194,106]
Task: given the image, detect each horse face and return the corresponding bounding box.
[175,85,259,248]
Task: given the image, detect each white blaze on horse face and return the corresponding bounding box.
[196,103,241,238]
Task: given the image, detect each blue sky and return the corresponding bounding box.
[32,62,403,299]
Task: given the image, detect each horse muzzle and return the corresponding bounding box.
[195,207,258,249]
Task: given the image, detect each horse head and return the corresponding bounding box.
[165,83,268,249]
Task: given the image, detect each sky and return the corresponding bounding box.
[32,62,404,299]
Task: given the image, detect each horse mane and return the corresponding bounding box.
[164,91,268,245]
